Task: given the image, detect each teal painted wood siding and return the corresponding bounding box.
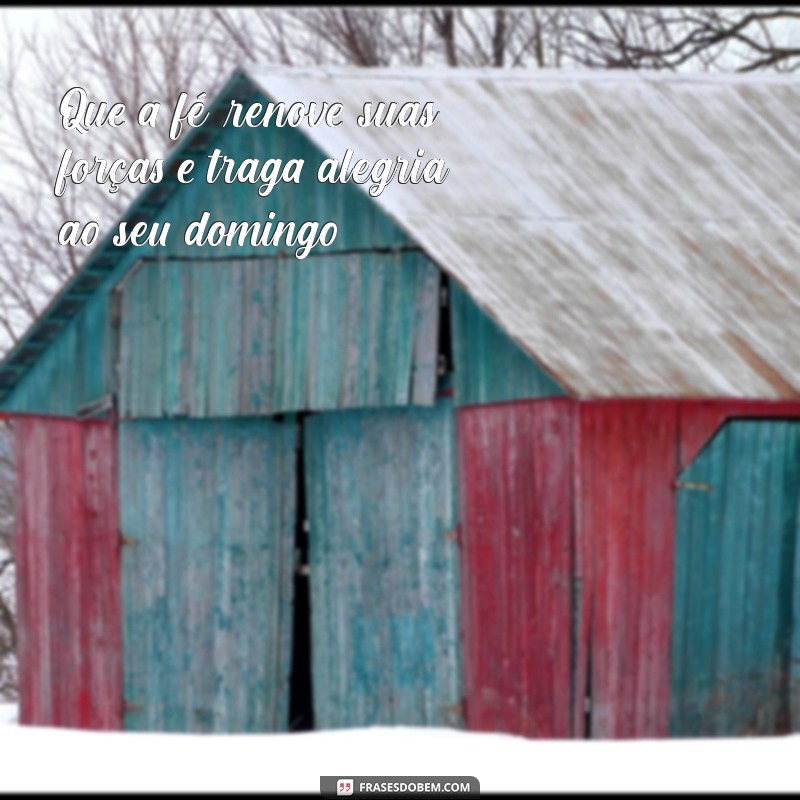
[119,418,297,732]
[794,502,800,732]
[117,251,440,418]
[1,96,415,416]
[303,400,462,728]
[449,282,564,406]
[671,419,800,736]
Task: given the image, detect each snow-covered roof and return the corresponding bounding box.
[249,65,800,399]
[2,66,800,401]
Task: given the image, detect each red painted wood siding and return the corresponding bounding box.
[678,400,800,469]
[575,399,800,738]
[15,416,122,729]
[574,401,679,738]
[455,397,800,741]
[457,400,573,737]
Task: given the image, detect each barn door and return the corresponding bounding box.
[118,418,297,732]
[14,415,121,729]
[456,400,573,738]
[303,400,462,728]
[670,419,800,736]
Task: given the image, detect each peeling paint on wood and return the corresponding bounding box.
[0,104,414,414]
[118,418,297,732]
[450,282,565,406]
[14,416,122,729]
[304,400,462,728]
[457,399,573,737]
[117,252,440,418]
[574,401,679,738]
[671,419,800,736]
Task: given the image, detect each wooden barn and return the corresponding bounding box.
[3,66,800,738]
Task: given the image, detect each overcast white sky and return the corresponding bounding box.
[2,7,91,33]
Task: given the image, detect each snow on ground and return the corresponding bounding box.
[0,702,16,725]
[2,703,800,793]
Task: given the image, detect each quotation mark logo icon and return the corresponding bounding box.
[337,778,354,796]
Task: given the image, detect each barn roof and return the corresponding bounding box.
[3,66,800,400]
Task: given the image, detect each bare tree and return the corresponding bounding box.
[210,7,800,73]
[0,8,231,350]
[556,7,800,72]
[210,7,573,68]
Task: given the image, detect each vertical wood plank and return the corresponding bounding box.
[576,401,678,738]
[14,416,122,729]
[117,253,441,418]
[671,419,800,736]
[304,400,461,729]
[457,399,573,738]
[119,417,296,732]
